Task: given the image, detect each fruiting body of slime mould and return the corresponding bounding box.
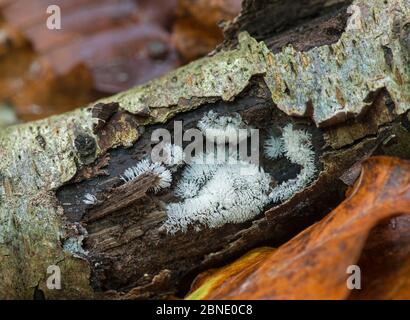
[120,158,172,193]
[83,193,97,205]
[265,124,317,203]
[161,111,317,234]
[159,143,185,167]
[164,155,271,234]
[197,110,249,143]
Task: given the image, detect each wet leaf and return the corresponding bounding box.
[186,247,274,300]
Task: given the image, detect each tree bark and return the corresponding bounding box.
[0,0,409,299]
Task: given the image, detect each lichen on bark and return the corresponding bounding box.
[0,110,97,298]
[102,0,409,127]
[263,0,410,126]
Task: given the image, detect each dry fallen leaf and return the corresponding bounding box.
[186,156,410,300]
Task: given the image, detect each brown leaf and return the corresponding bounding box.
[348,215,410,299]
[186,156,410,299]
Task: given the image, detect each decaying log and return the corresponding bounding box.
[0,0,409,299]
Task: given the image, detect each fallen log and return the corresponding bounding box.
[0,0,409,299]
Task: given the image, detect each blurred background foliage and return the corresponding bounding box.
[0,0,241,124]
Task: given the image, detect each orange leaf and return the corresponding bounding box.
[186,247,274,300]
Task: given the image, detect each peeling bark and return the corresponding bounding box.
[0,0,409,299]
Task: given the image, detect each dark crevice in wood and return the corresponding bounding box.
[264,4,351,53]
[220,0,352,52]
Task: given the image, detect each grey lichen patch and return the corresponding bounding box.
[0,96,139,297]
[63,237,89,257]
[0,191,94,298]
[263,0,410,126]
[0,109,95,192]
[103,32,268,118]
[0,109,97,298]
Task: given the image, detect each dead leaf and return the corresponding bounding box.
[186,247,274,300]
[348,215,410,299]
[186,156,410,299]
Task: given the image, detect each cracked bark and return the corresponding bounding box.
[0,0,409,299]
